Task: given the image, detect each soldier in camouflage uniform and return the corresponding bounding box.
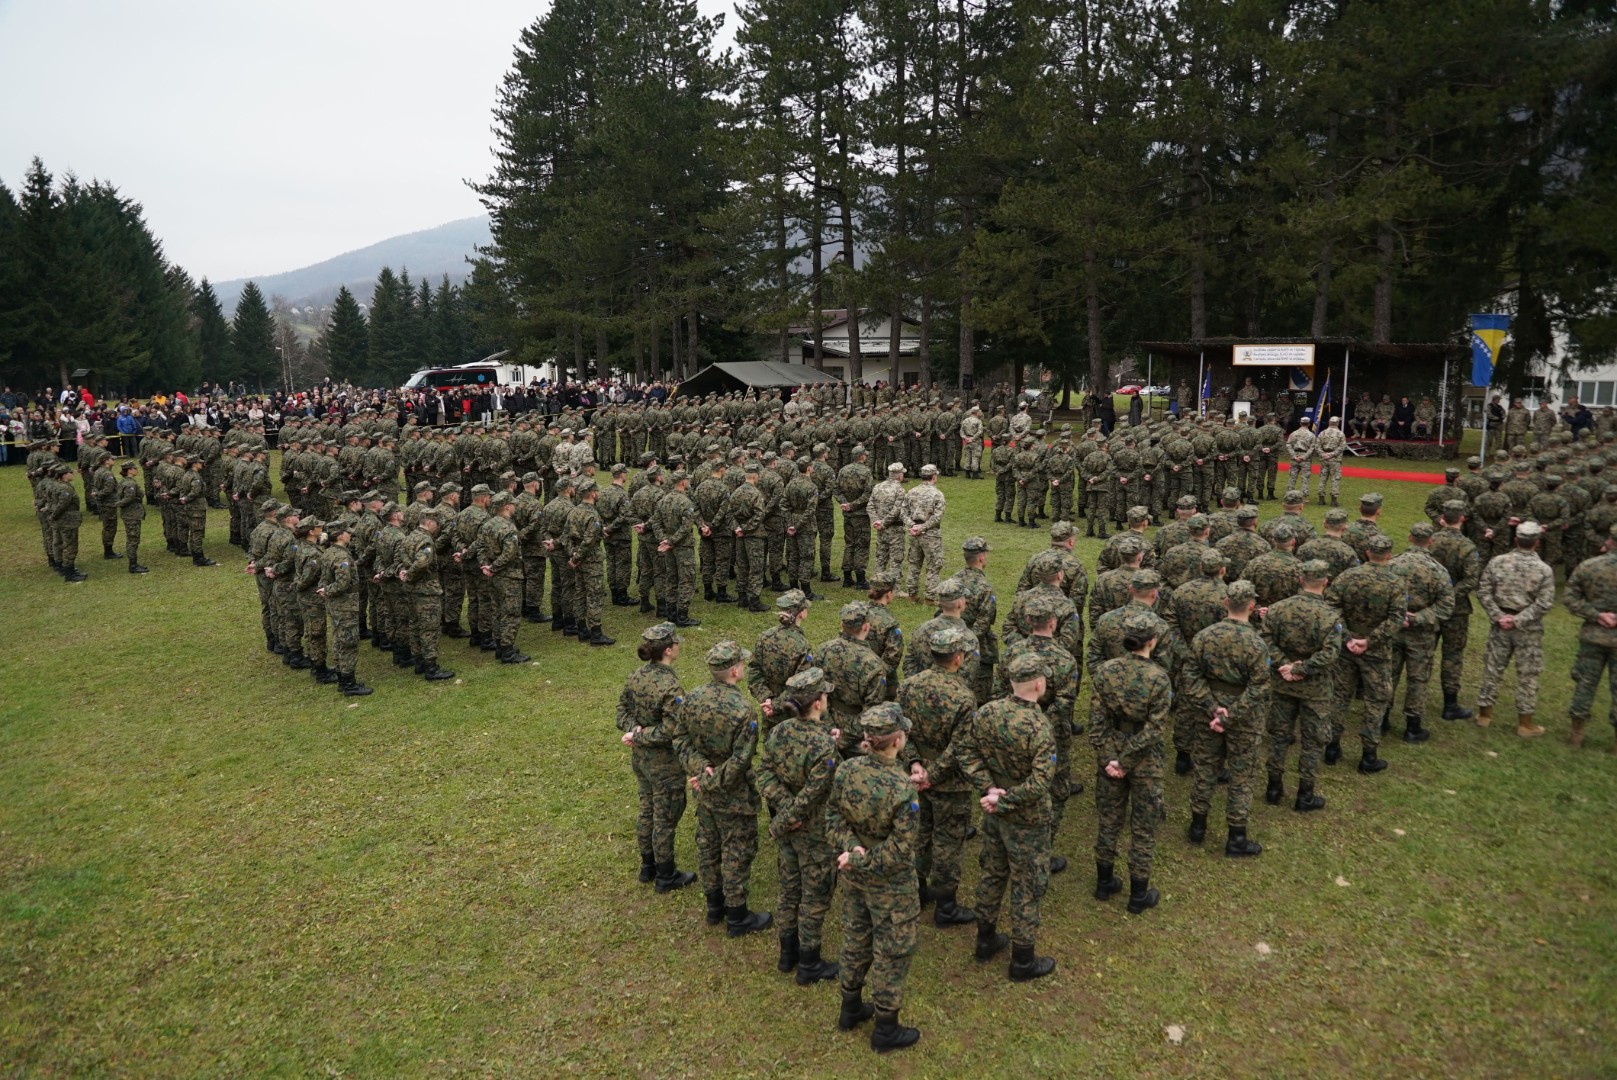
[651,469,702,626]
[1297,508,1360,580]
[869,462,909,587]
[671,640,773,937]
[478,492,529,664]
[694,460,736,604]
[901,464,947,601]
[564,479,613,646]
[897,625,980,927]
[904,577,975,684]
[115,460,148,574]
[1089,611,1172,915]
[1182,581,1270,856]
[1343,493,1388,563]
[1429,501,1480,720]
[817,603,892,756]
[1475,521,1557,736]
[319,520,372,696]
[453,485,493,649]
[617,623,697,893]
[1564,524,1617,750]
[1262,560,1342,811]
[827,702,922,1052]
[994,595,1081,860]
[1164,547,1230,772]
[782,459,820,595]
[862,576,905,696]
[598,465,636,609]
[748,590,815,736]
[1315,416,1347,506]
[1389,522,1456,741]
[837,445,874,588]
[1241,523,1303,609]
[1215,506,1269,578]
[294,518,335,684]
[957,652,1058,980]
[1326,534,1408,773]
[949,536,1000,702]
[266,505,308,668]
[759,667,843,984]
[399,513,454,681]
[727,462,768,612]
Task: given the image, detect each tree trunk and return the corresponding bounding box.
[596,328,608,381]
[1085,247,1104,397]
[686,310,699,376]
[572,324,584,384]
[669,316,681,380]
[839,142,861,383]
[634,328,645,384]
[918,292,932,389]
[649,324,661,383]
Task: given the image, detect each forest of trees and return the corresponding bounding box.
[474,0,1616,393]
[0,159,491,395]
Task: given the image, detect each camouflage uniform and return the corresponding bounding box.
[597,476,635,605]
[671,660,764,910]
[1181,612,1271,829]
[826,706,919,1012]
[993,627,1078,846]
[869,471,909,584]
[1315,424,1347,503]
[836,455,873,582]
[958,668,1056,948]
[321,536,363,681]
[651,482,699,613]
[897,640,979,898]
[295,526,328,672]
[563,490,607,632]
[1090,651,1172,880]
[617,646,690,873]
[400,525,446,670]
[727,477,767,606]
[1325,550,1408,761]
[758,675,841,956]
[478,503,524,653]
[1565,547,1617,740]
[818,625,890,756]
[1261,586,1344,795]
[1389,537,1456,731]
[1475,541,1557,716]
[748,614,815,737]
[952,554,1000,703]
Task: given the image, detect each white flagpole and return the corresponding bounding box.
[1438,358,1449,446]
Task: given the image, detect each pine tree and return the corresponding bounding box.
[195,279,236,385]
[231,281,278,391]
[367,266,410,383]
[318,285,370,381]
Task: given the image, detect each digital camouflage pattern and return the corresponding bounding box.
[1181,619,1271,826]
[1565,550,1617,728]
[826,755,920,1011]
[759,713,840,949]
[1261,592,1344,787]
[671,677,762,906]
[1089,653,1172,878]
[897,664,978,892]
[617,660,689,866]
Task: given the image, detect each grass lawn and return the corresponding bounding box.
[2,458,1614,1077]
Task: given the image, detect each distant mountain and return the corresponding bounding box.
[212,215,492,315]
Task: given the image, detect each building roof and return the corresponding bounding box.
[1135,337,1467,364]
[677,361,845,397]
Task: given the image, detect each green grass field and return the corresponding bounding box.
[2,459,1614,1077]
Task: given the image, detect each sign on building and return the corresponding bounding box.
[1232,343,1316,367]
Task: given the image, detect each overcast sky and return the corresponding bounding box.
[0,0,736,284]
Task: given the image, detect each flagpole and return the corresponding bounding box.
[1438,358,1449,447]
[1342,347,1352,434]
[1196,350,1205,418]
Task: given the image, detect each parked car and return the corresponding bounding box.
[1115,384,1143,395]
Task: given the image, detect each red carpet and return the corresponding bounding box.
[1279,462,1445,485]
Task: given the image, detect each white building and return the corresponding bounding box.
[765,309,925,385]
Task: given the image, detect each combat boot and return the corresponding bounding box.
[1323,739,1342,764]
[1225,825,1262,857]
[639,594,654,614]
[870,1010,921,1053]
[653,861,695,893]
[1294,782,1326,812]
[1084,516,1094,537]
[704,890,725,926]
[128,562,148,574]
[63,564,87,582]
[1174,749,1193,776]
[612,589,634,607]
[339,672,372,696]
[1188,812,1208,843]
[1441,691,1473,720]
[714,585,734,604]
[1094,861,1123,901]
[192,553,217,567]
[724,904,773,938]
[423,663,455,681]
[1126,877,1160,915]
[1516,713,1545,738]
[103,545,121,560]
[795,943,839,985]
[1049,855,1067,874]
[994,510,1003,523]
[703,584,715,602]
[855,571,868,589]
[674,608,701,629]
[1357,748,1388,774]
[561,620,579,638]
[311,664,340,685]
[801,584,822,602]
[442,621,469,638]
[776,929,799,973]
[1265,772,1285,805]
[1570,717,1587,748]
[837,989,875,1031]
[656,599,670,620]
[638,853,656,884]
[1096,521,1109,540]
[973,919,1008,962]
[744,594,768,613]
[499,645,531,664]
[931,889,975,927]
[1475,705,1492,728]
[842,570,855,589]
[414,656,428,675]
[1403,715,1431,743]
[287,651,313,670]
[1008,942,1056,982]
[820,567,837,583]
[394,644,414,666]
[588,625,615,646]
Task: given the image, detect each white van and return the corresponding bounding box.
[402,353,554,393]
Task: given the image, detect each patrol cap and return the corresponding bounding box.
[1605,484,1617,496]
[413,481,434,494]
[1300,558,1331,580]
[641,622,681,646]
[1323,507,1349,524]
[1283,490,1306,505]
[1365,533,1394,553]
[1516,520,1544,539]
[1186,514,1210,530]
[1003,652,1048,684]
[785,666,835,697]
[609,463,627,476]
[1114,534,1145,557]
[294,517,324,536]
[962,536,991,553]
[1030,550,1066,580]
[1269,521,1295,544]
[1130,569,1163,590]
[1226,579,1257,605]
[522,472,542,485]
[1221,487,1241,502]
[920,463,939,477]
[1546,473,1563,485]
[931,625,977,653]
[469,483,493,496]
[705,640,752,667]
[1176,495,1199,509]
[669,469,689,484]
[1235,505,1259,521]
[439,482,462,496]
[259,497,281,513]
[1023,591,1067,621]
[867,573,896,590]
[489,491,513,509]
[1360,492,1384,507]
[1442,499,1468,515]
[858,702,910,736]
[1408,521,1435,539]
[1049,520,1076,540]
[887,462,906,473]
[850,444,867,456]
[575,479,598,497]
[839,601,870,625]
[1126,506,1150,524]
[277,503,300,520]
[1466,455,1482,466]
[1200,547,1227,572]
[1119,610,1161,638]
[638,452,656,464]
[935,578,966,602]
[775,588,808,611]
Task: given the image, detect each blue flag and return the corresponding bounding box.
[1313,370,1331,432]
[1471,314,1510,388]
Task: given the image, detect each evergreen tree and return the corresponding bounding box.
[230,281,278,391]
[318,285,370,381]
[195,279,236,385]
[367,266,410,383]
